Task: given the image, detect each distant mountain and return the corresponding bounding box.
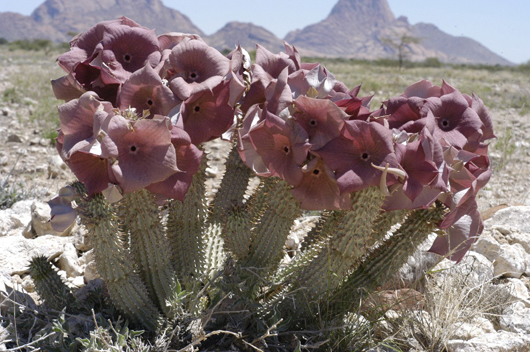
[285,0,511,65]
[0,12,63,42]
[285,0,396,57]
[0,0,203,42]
[411,22,512,66]
[204,22,285,54]
[0,0,512,66]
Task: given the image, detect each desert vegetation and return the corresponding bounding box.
[0,29,529,352]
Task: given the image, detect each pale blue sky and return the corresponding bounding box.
[1,0,528,64]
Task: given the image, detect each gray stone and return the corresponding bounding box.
[486,206,530,233]
[502,278,530,307]
[452,316,496,340]
[447,331,530,352]
[500,301,530,334]
[24,200,74,238]
[0,200,33,237]
[0,234,74,275]
[472,231,501,262]
[505,231,530,254]
[57,243,82,278]
[6,134,23,143]
[494,243,528,278]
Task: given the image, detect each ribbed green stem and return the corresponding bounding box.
[371,209,409,242]
[242,178,301,274]
[293,187,385,299]
[341,202,446,296]
[208,145,253,225]
[206,144,252,274]
[29,255,75,312]
[299,211,335,251]
[79,192,161,331]
[222,206,252,261]
[120,189,178,315]
[167,156,208,284]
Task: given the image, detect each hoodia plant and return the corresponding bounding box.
[40,16,494,349]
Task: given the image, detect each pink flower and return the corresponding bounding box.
[48,186,78,232]
[168,38,230,100]
[422,90,484,149]
[291,156,350,210]
[179,80,234,145]
[104,115,179,193]
[293,95,347,150]
[99,23,161,85]
[117,64,180,118]
[317,120,399,193]
[248,110,310,186]
[146,126,203,200]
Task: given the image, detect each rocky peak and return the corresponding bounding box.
[205,21,285,53]
[20,0,203,42]
[328,0,395,30]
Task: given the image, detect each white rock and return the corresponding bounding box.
[20,275,35,293]
[452,316,496,340]
[0,234,75,275]
[505,231,530,254]
[472,231,501,262]
[486,206,530,233]
[23,200,74,238]
[56,243,82,277]
[447,331,530,352]
[455,251,494,285]
[69,275,85,288]
[72,224,91,252]
[502,278,530,307]
[0,200,33,236]
[78,249,95,267]
[431,251,493,286]
[494,243,528,278]
[500,301,530,334]
[84,260,100,282]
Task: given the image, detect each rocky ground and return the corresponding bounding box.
[1,49,529,351]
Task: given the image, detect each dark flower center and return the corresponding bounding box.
[130,145,137,152]
[147,99,154,106]
[123,53,132,63]
[312,169,320,175]
[189,71,199,81]
[361,152,369,160]
[440,118,451,130]
[194,106,201,112]
[310,119,317,126]
[283,146,290,154]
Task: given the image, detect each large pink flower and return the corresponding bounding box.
[57,91,115,157]
[317,120,399,193]
[146,126,203,201]
[394,140,439,202]
[291,156,350,210]
[117,64,180,118]
[168,38,230,100]
[104,115,178,193]
[100,23,161,85]
[248,110,310,186]
[422,91,484,149]
[179,80,234,145]
[293,95,347,150]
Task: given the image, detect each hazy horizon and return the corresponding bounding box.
[1,0,528,64]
